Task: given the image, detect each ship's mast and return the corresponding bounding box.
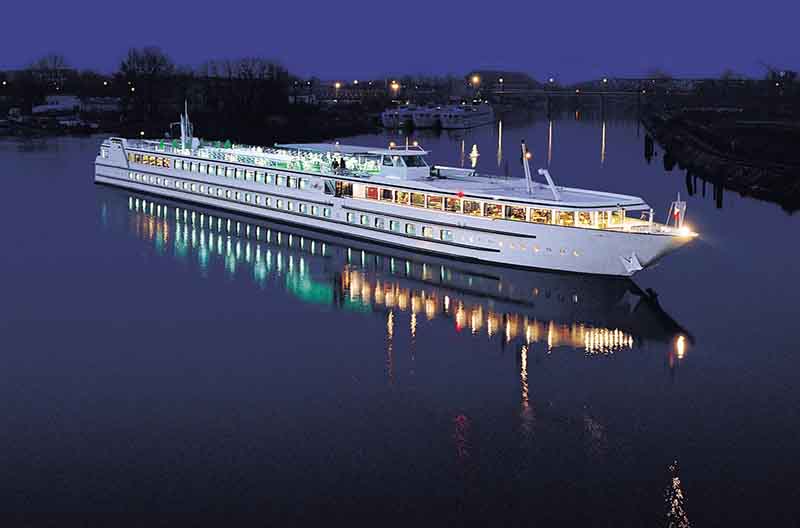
[180,100,194,150]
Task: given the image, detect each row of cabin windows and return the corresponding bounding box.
[327,181,625,228]
[345,212,454,242]
[167,158,309,190]
[130,172,331,218]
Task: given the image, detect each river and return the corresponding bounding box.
[1,110,798,524]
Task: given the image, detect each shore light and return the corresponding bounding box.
[131,86,135,92]
[412,140,419,147]
[389,141,396,148]
[334,82,341,89]
[471,75,480,85]
[140,131,145,136]
[602,77,608,84]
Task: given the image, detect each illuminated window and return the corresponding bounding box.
[191,183,197,192]
[422,226,434,238]
[405,223,416,235]
[505,206,526,221]
[277,175,286,186]
[530,208,552,224]
[611,210,624,225]
[427,195,443,210]
[366,187,379,200]
[557,211,575,226]
[578,211,593,226]
[266,173,275,185]
[380,189,394,202]
[464,200,481,216]
[395,192,410,205]
[440,229,454,241]
[360,214,369,226]
[389,220,401,232]
[225,167,233,178]
[246,170,254,181]
[256,172,264,184]
[199,164,206,174]
[484,203,503,219]
[199,184,205,193]
[411,193,426,208]
[288,176,297,188]
[299,178,308,190]
[445,197,461,213]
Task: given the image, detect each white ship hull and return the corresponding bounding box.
[440,105,495,129]
[95,150,689,277]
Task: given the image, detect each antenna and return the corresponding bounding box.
[521,140,533,194]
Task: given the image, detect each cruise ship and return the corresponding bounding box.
[94,107,697,277]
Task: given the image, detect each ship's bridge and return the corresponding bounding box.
[277,143,430,181]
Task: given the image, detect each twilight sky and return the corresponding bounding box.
[2,0,796,82]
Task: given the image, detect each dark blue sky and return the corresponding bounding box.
[2,0,796,81]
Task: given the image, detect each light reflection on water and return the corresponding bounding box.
[121,193,689,362]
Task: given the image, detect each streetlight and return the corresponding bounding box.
[353,79,359,85]
[103,80,108,86]
[390,80,400,97]
[130,86,135,93]
[548,77,555,84]
[602,77,608,84]
[471,74,480,86]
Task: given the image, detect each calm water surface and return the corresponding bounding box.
[1,112,799,524]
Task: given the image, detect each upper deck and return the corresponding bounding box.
[105,137,648,210]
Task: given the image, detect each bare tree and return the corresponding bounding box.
[120,47,175,79]
[31,53,68,71]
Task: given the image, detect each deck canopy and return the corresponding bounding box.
[277,143,429,157]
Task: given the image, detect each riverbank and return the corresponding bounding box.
[0,106,380,144]
[642,110,800,213]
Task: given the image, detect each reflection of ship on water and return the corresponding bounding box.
[104,188,691,357]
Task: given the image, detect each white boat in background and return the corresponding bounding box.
[94,106,697,277]
[440,102,495,129]
[381,104,417,128]
[412,106,443,128]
